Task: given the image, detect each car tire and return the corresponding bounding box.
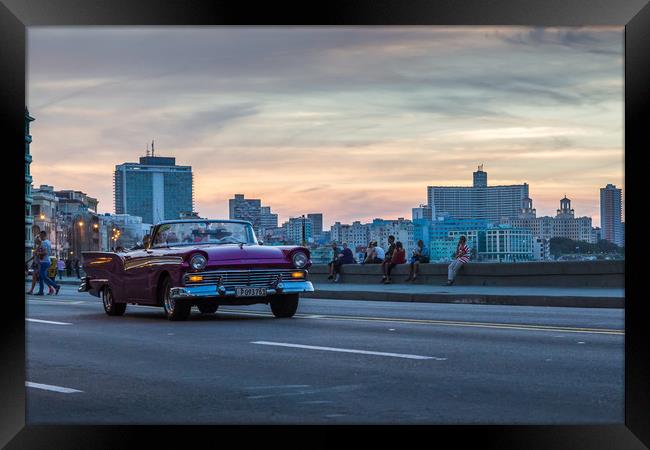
[197,302,219,314]
[269,294,299,318]
[161,276,191,321]
[102,286,126,316]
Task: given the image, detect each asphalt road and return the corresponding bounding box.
[25,284,624,424]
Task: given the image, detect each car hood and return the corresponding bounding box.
[199,244,288,262]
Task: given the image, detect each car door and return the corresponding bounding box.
[122,248,154,302]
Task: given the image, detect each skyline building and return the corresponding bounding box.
[503,196,594,243]
[261,206,279,231]
[283,216,313,245]
[307,213,324,236]
[600,184,623,247]
[427,165,529,222]
[229,194,262,233]
[412,204,433,221]
[114,154,193,224]
[25,108,35,260]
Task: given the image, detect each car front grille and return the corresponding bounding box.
[184,269,302,287]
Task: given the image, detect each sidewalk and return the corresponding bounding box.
[29,277,625,308]
[302,282,624,308]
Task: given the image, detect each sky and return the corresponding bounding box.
[27,26,624,228]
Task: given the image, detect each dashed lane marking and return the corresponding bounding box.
[26,381,83,393]
[251,341,446,360]
[26,318,72,325]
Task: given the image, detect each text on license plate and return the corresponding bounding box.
[235,287,267,297]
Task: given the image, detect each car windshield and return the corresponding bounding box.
[151,221,257,248]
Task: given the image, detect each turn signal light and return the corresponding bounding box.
[188,275,204,282]
[291,271,305,279]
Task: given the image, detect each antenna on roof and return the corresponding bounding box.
[146,142,150,157]
[151,139,155,157]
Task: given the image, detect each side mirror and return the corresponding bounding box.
[258,240,264,245]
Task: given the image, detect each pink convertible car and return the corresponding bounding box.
[80,219,313,321]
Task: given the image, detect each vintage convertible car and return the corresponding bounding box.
[79,219,314,321]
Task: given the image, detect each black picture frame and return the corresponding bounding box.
[1,0,647,448]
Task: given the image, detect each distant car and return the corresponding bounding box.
[79,219,314,321]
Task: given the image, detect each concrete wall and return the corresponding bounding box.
[308,261,624,288]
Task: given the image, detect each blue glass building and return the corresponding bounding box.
[114,156,193,224]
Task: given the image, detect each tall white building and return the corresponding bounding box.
[427,166,529,222]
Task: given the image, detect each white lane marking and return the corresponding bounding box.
[26,318,72,326]
[26,381,83,393]
[247,385,311,390]
[27,299,85,305]
[251,341,445,361]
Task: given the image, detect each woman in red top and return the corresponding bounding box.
[383,241,406,284]
[446,235,470,286]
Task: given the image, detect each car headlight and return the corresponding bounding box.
[292,251,308,269]
[189,254,207,270]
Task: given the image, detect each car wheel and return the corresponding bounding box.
[197,302,219,314]
[102,286,126,316]
[269,294,299,318]
[161,277,191,321]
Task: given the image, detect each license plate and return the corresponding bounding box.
[235,287,267,297]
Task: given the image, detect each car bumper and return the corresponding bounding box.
[169,281,314,300]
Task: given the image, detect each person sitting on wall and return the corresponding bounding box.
[380,235,396,283]
[327,242,341,280]
[363,241,384,264]
[332,242,355,283]
[382,241,406,284]
[446,235,470,286]
[406,239,430,282]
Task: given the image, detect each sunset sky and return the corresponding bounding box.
[27,27,624,228]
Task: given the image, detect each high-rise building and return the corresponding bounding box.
[25,108,35,260]
[307,213,323,236]
[261,206,279,231]
[229,194,262,233]
[412,204,433,221]
[283,217,313,245]
[427,166,529,222]
[331,221,370,251]
[600,184,623,247]
[114,154,193,224]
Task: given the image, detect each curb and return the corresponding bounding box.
[302,290,623,308]
[28,280,623,308]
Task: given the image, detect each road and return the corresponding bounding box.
[26,285,624,424]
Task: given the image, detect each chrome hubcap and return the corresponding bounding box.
[164,288,174,313]
[103,289,112,311]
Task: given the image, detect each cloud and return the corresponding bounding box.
[26,26,624,228]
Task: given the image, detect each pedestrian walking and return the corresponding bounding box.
[382,241,405,284]
[74,258,81,279]
[406,239,430,282]
[446,235,470,286]
[65,258,72,277]
[380,235,396,283]
[57,258,65,280]
[332,243,355,282]
[34,231,60,296]
[26,237,42,295]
